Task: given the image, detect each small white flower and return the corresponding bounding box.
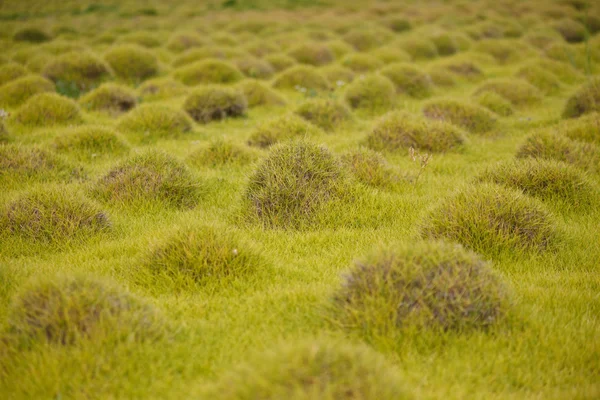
[336,80,345,86]
[232,249,238,255]
[300,87,307,93]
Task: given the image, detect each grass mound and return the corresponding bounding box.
[473,39,532,64]
[235,58,275,80]
[242,141,349,229]
[367,111,466,152]
[202,338,409,400]
[341,147,404,189]
[322,65,355,87]
[183,86,247,123]
[553,18,588,43]
[516,65,562,95]
[78,83,137,115]
[236,80,285,107]
[166,32,204,53]
[143,226,262,288]
[562,78,600,118]
[92,150,202,208]
[474,79,543,106]
[295,98,352,131]
[0,187,109,243]
[5,275,162,345]
[138,77,188,101]
[331,241,509,335]
[12,93,82,127]
[104,44,159,82]
[427,67,457,88]
[0,63,27,86]
[430,32,460,56]
[188,139,257,167]
[264,54,296,72]
[421,183,559,255]
[398,37,439,60]
[272,65,329,91]
[343,28,388,51]
[0,144,83,183]
[516,131,600,172]
[288,43,334,66]
[369,46,412,65]
[13,27,51,43]
[42,52,113,94]
[174,59,244,86]
[344,74,396,113]
[475,91,514,116]
[477,158,598,209]
[422,99,496,133]
[0,75,55,108]
[560,112,600,144]
[534,59,583,84]
[117,103,193,141]
[340,53,384,73]
[52,126,130,160]
[172,47,228,68]
[380,63,434,98]
[248,114,323,148]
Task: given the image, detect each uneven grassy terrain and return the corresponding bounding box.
[0,0,599,398]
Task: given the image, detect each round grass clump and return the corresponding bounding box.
[0,75,55,108]
[235,58,275,80]
[439,60,483,80]
[477,158,598,209]
[368,111,466,153]
[340,53,384,73]
[13,27,51,43]
[560,112,600,144]
[143,226,262,288]
[12,93,81,127]
[331,241,509,335]
[384,16,412,33]
[321,65,355,87]
[324,39,355,58]
[473,39,532,64]
[553,18,588,43]
[422,99,496,133]
[6,275,162,345]
[243,141,349,229]
[562,78,600,118]
[0,187,109,243]
[341,147,403,188]
[104,44,159,83]
[288,43,334,66]
[78,83,137,115]
[515,66,562,95]
[172,47,228,68]
[0,62,27,86]
[475,91,514,117]
[248,114,323,148]
[272,65,329,91]
[427,67,457,88]
[189,139,257,167]
[369,46,412,64]
[264,53,296,72]
[380,63,434,98]
[174,59,244,86]
[343,28,388,51]
[534,59,583,84]
[166,32,205,53]
[138,77,188,101]
[183,85,247,123]
[92,150,202,208]
[236,79,285,107]
[516,131,600,172]
[295,98,352,131]
[0,144,83,183]
[119,31,162,48]
[52,126,130,160]
[202,338,409,400]
[117,103,193,141]
[42,52,113,93]
[398,37,439,60]
[344,74,396,113]
[421,184,559,255]
[430,33,460,56]
[474,79,543,106]
[545,42,594,71]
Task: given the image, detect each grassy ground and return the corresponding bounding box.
[0,0,599,398]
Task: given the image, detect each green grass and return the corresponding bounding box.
[0,0,599,398]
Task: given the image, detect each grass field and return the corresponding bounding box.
[0,0,599,398]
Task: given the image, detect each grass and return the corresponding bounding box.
[0,0,599,399]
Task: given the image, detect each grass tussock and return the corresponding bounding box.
[117,103,193,141]
[0,144,84,183]
[0,75,56,108]
[288,42,335,66]
[104,44,159,82]
[341,53,384,73]
[188,139,258,167]
[248,114,323,148]
[52,126,130,160]
[344,74,396,113]
[235,57,275,80]
[12,93,82,127]
[422,99,496,133]
[0,63,28,86]
[474,91,514,116]
[183,85,247,123]
[78,83,137,115]
[380,63,435,98]
[174,59,244,86]
[474,79,543,106]
[295,98,353,131]
[341,147,404,189]
[236,79,285,107]
[272,65,330,91]
[42,52,113,94]
[13,27,51,43]
[138,77,188,101]
[562,78,600,118]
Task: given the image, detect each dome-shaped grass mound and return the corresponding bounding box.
[172,47,228,68]
[380,63,434,98]
[188,139,258,167]
[473,39,533,64]
[143,226,263,289]
[343,28,389,52]
[248,114,323,148]
[369,46,412,65]
[117,103,193,141]
[322,65,355,87]
[12,93,82,127]
[477,158,598,209]
[367,111,466,152]
[474,79,543,106]
[516,131,600,172]
[174,59,244,86]
[553,18,588,43]
[340,53,384,73]
[183,86,247,123]
[0,144,83,183]
[331,241,509,335]
[52,126,130,160]
[398,37,439,60]
[422,99,496,133]
[344,74,396,113]
[264,53,296,72]
[535,59,583,84]
[236,80,285,107]
[104,44,159,82]
[475,91,514,117]
[544,42,593,72]
[166,32,205,53]
[243,141,349,229]
[6,275,162,345]
[138,77,188,101]
[560,112,600,144]
[288,43,335,66]
[91,151,202,208]
[295,98,353,131]
[341,147,404,189]
[562,78,600,118]
[516,65,562,95]
[78,83,137,115]
[0,75,55,108]
[426,67,457,88]
[13,27,51,43]
[201,338,409,400]
[430,32,460,56]
[0,63,28,86]
[421,184,559,255]
[272,65,329,91]
[235,58,275,80]
[0,187,109,243]
[42,52,113,93]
